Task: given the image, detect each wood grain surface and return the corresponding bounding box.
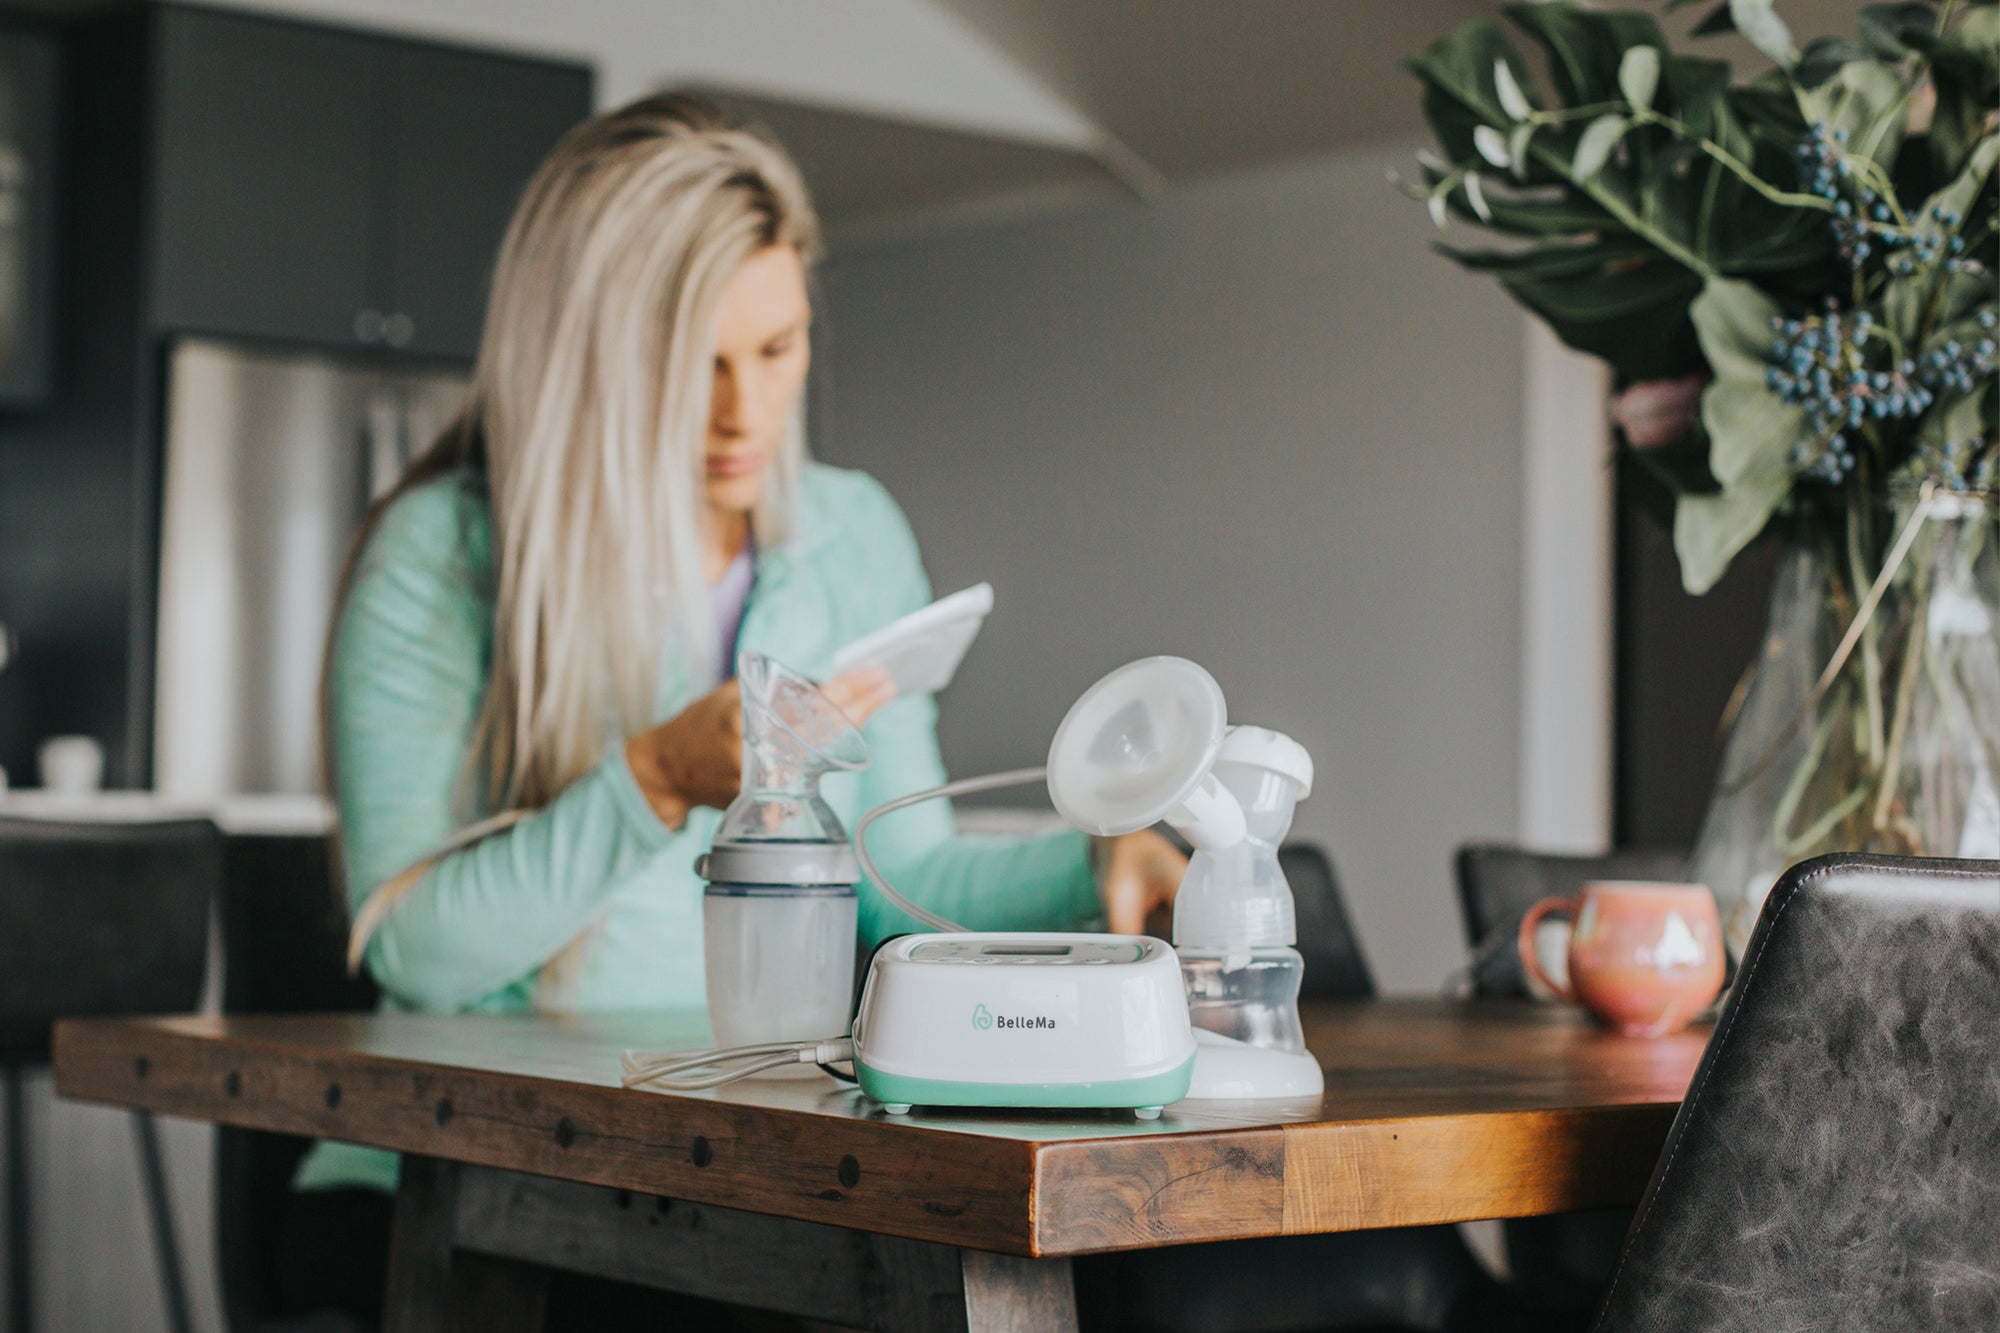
[54,999,1704,1257]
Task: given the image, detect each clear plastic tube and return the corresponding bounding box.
[850,767,1047,932]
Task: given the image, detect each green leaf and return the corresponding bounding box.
[1660,53,1735,141]
[1464,171,1493,222]
[1703,379,1807,487]
[1858,2,1940,59]
[1882,137,2000,337]
[1803,62,1908,169]
[1504,3,1669,107]
[1923,13,2000,178]
[1684,280,1807,568]
[1407,19,1557,183]
[1439,179,1618,236]
[1730,0,1799,68]
[1507,122,1536,180]
[1690,276,1786,385]
[1494,59,1534,120]
[1675,464,1791,593]
[1444,237,1707,380]
[1794,37,1869,89]
[1692,1,1735,37]
[1916,385,1996,449]
[1574,114,1630,181]
[1919,131,2000,228]
[1619,46,1661,111]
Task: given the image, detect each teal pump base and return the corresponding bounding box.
[855,1052,1195,1118]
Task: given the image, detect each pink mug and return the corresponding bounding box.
[1517,881,1725,1037]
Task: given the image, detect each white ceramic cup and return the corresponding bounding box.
[38,735,105,795]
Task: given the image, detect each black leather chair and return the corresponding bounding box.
[1077,842,1512,1333]
[1594,853,2000,1330]
[1450,843,1685,1330]
[214,832,377,1333]
[0,815,220,1333]
[1284,843,1373,1000]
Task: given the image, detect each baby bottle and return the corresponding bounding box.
[697,652,869,1052]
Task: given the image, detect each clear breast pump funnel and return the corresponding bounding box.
[718,651,871,845]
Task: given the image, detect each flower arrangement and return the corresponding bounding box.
[1403,0,1997,594]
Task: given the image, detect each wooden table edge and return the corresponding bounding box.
[54,1015,1688,1259]
[53,1016,1051,1255]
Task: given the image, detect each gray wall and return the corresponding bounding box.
[817,142,1528,993]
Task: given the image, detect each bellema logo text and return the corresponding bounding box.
[971,1003,1055,1031]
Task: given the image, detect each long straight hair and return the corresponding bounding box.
[327,94,821,823]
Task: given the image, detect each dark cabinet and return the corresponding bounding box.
[388,46,582,359]
[148,6,588,361]
[0,28,61,405]
[150,9,381,348]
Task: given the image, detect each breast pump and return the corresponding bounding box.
[628,653,1324,1109]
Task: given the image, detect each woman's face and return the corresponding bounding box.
[705,244,812,516]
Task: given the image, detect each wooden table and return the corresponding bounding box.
[54,1000,1706,1331]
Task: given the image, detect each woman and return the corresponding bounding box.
[282,94,1185,1325]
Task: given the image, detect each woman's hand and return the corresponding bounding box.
[625,666,898,830]
[626,679,745,829]
[1096,830,1189,936]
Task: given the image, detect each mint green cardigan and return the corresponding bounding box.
[297,462,1098,1192]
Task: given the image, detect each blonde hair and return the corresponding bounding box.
[334,94,821,819]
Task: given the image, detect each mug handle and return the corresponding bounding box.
[1517,896,1578,1002]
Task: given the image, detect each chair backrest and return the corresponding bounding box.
[0,816,220,1062]
[215,832,376,1332]
[1594,854,2000,1332]
[1453,843,1686,998]
[1281,842,1374,1000]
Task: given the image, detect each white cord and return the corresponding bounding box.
[851,766,1049,933]
[622,1037,855,1091]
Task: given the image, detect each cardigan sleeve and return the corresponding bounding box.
[329,483,702,1011]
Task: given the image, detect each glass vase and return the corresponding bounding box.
[1693,489,2000,957]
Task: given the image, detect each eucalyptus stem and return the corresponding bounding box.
[1631,107,1836,214]
[1847,508,1886,768]
[1873,550,1933,832]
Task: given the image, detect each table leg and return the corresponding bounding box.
[960,1249,1079,1333]
[384,1157,548,1333]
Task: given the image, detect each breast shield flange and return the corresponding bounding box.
[1046,656,1247,850]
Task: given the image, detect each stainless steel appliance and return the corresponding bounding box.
[153,338,468,798]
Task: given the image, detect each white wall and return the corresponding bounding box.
[816,141,1530,993]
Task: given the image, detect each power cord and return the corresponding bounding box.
[621,1037,854,1092]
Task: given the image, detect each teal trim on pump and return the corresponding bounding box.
[853,1052,1195,1112]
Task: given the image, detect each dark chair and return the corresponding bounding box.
[0,815,220,1333]
[1077,842,1511,1333]
[1450,843,1685,1330]
[1594,853,2000,1330]
[214,832,378,1333]
[1284,843,1373,1000]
